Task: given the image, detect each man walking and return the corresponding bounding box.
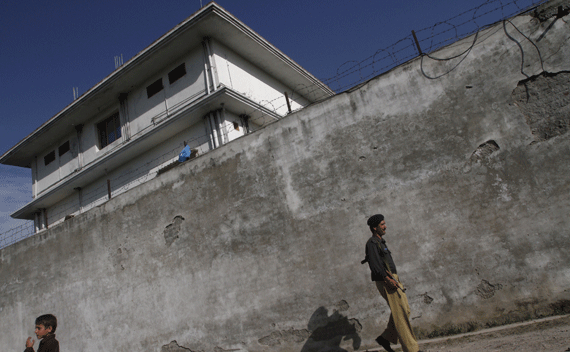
[364,214,421,352]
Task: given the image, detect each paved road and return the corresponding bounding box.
[361,315,570,352]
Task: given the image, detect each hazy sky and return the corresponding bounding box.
[0,0,545,233]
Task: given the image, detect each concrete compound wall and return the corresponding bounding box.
[2,2,570,351]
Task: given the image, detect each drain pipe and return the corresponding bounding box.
[202,37,218,93]
[208,112,220,148]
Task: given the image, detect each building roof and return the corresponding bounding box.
[0,1,334,168]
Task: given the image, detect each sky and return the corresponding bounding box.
[0,0,546,233]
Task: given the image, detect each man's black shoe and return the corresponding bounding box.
[375,336,395,352]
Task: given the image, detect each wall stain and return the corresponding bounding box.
[422,292,434,304]
[336,299,350,311]
[476,279,503,299]
[416,298,570,340]
[469,140,500,163]
[532,1,570,22]
[258,328,310,347]
[161,340,194,352]
[109,244,130,270]
[161,340,240,352]
[164,216,185,246]
[213,347,240,352]
[549,299,570,314]
[512,71,570,142]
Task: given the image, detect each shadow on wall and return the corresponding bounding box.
[300,306,362,352]
[257,302,362,351]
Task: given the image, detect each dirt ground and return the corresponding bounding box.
[363,315,570,352]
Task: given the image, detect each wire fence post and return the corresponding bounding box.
[284,92,292,113]
[411,30,423,55]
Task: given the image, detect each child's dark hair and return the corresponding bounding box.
[35,314,57,333]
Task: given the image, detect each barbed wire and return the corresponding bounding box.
[0,221,35,249]
[321,0,548,93]
[0,0,551,249]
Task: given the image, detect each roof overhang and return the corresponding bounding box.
[1,1,333,168]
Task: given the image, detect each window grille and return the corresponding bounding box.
[97,112,121,149]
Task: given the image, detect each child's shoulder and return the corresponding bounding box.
[42,334,59,350]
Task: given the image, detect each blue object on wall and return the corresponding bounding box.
[178,145,191,162]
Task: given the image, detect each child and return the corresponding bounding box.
[24,314,59,352]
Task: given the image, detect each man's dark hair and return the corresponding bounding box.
[36,314,57,333]
[367,214,384,229]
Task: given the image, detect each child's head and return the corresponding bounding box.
[34,314,57,338]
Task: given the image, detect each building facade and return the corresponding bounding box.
[0,2,334,232]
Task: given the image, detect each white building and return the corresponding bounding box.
[0,2,334,233]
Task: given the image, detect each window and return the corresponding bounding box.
[44,150,55,166]
[97,112,121,149]
[146,78,164,98]
[168,63,186,84]
[58,140,70,156]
